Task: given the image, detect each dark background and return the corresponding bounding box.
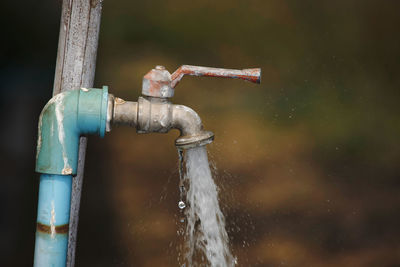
[1,0,400,266]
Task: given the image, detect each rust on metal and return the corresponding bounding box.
[170,65,261,88]
[141,65,261,98]
[37,222,69,234]
[142,66,174,98]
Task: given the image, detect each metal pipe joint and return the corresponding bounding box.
[111,95,214,149]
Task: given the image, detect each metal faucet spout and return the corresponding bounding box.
[171,104,214,149]
[111,96,214,149]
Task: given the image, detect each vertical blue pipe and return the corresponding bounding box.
[34,87,108,266]
[34,174,72,267]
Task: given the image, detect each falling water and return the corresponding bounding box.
[178,146,234,267]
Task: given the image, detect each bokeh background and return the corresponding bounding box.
[1,0,400,266]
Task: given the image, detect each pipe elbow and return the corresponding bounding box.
[36,87,109,175]
[172,105,214,149]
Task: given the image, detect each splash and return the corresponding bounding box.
[178,146,234,267]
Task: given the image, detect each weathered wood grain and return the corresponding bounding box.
[52,1,103,266]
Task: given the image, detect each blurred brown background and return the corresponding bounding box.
[1,0,400,266]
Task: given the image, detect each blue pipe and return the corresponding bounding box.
[34,86,109,266]
[34,174,72,266]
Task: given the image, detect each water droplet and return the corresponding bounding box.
[178,201,186,209]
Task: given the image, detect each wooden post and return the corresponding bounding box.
[52,1,103,266]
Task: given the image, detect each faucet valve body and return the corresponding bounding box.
[137,97,172,133]
[112,95,214,149]
[113,64,261,149]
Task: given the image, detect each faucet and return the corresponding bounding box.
[111,65,261,148]
[33,65,260,266]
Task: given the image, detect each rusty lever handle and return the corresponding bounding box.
[170,65,261,88]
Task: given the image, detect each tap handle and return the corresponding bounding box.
[170,65,261,88]
[142,65,261,98]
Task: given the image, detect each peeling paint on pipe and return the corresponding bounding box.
[36,86,108,175]
[34,86,109,266]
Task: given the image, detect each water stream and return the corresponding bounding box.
[178,146,235,267]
